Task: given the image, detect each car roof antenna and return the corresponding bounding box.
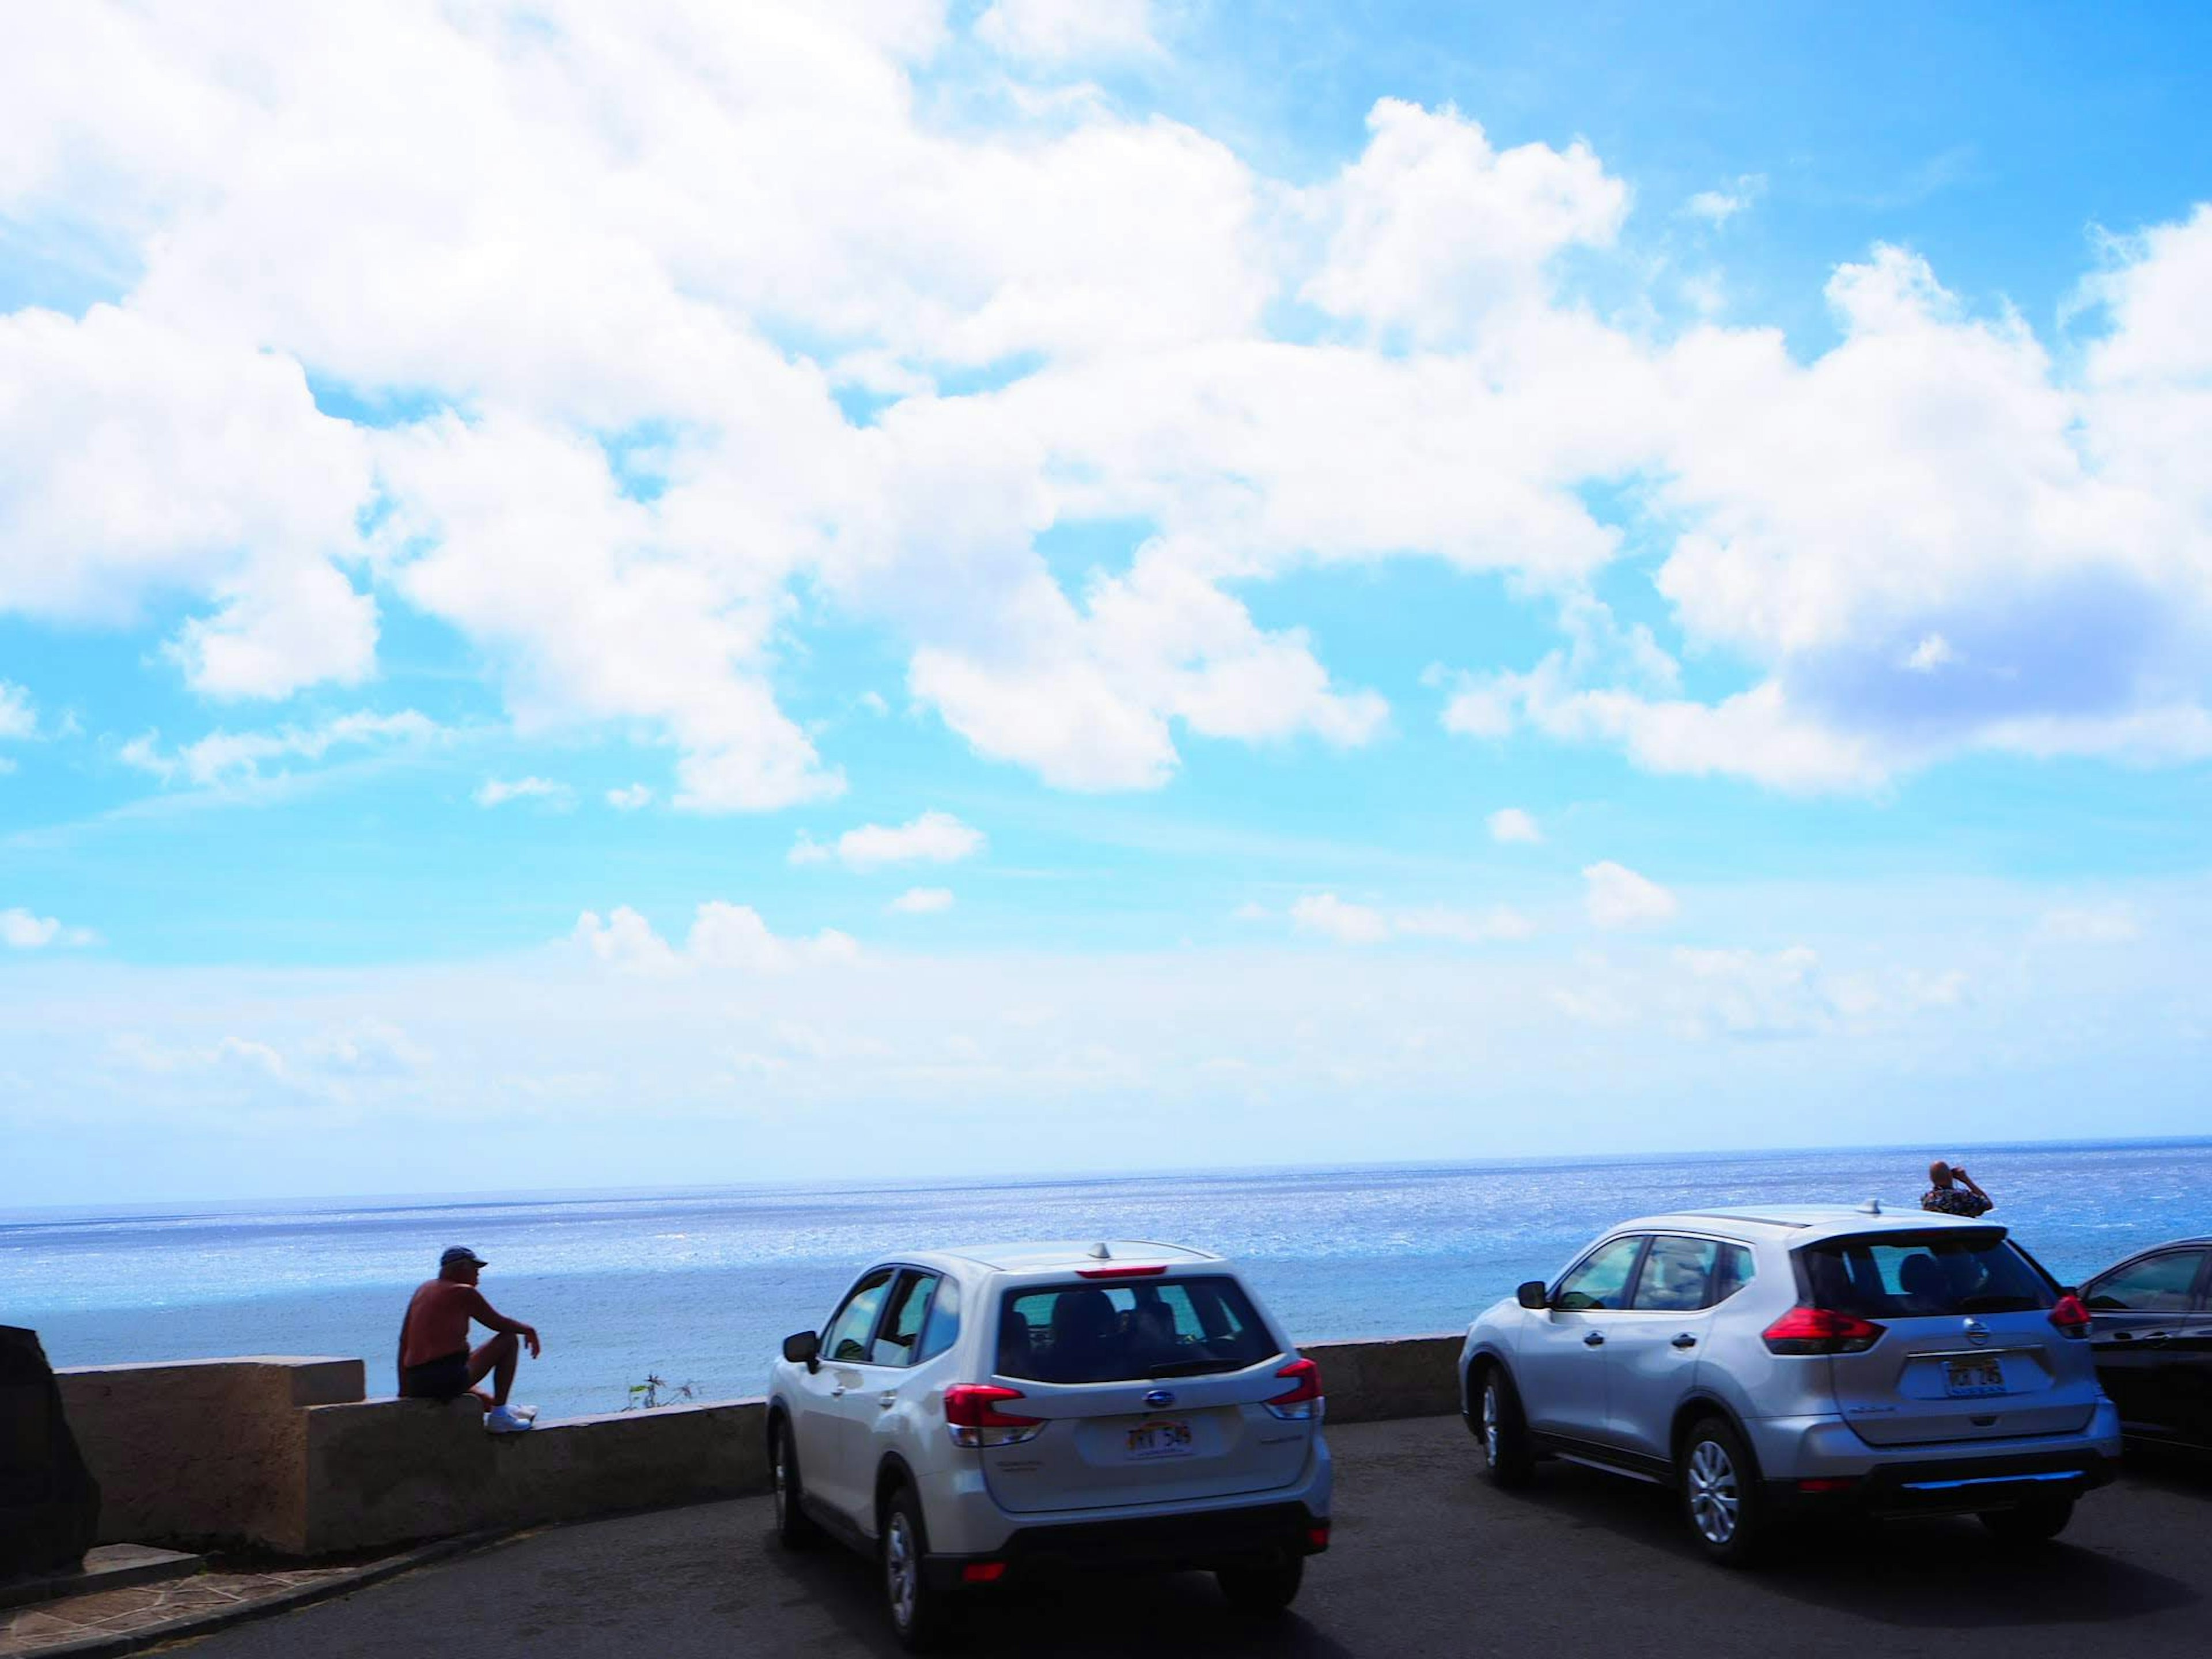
[1858,1198,1883,1215]
[1088,1241,1112,1260]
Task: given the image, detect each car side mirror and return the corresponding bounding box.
[1517,1281,1550,1311]
[783,1330,821,1373]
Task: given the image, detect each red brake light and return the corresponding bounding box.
[1075,1264,1169,1278]
[1264,1357,1324,1420]
[1762,1306,1885,1355]
[960,1562,1007,1584]
[1268,1357,1322,1405]
[2048,1294,2091,1339]
[942,1385,1041,1429]
[1303,1523,1331,1554]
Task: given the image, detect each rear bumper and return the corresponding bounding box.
[922,1500,1327,1589]
[1763,1448,2118,1518]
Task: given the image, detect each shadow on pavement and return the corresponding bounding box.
[753,1527,1359,1658]
[1503,1461,2199,1630]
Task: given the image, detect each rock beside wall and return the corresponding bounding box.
[0,1326,101,1579]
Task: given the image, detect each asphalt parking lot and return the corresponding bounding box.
[180,1416,2211,1658]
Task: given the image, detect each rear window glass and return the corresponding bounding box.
[997,1275,1279,1384]
[1797,1231,2054,1319]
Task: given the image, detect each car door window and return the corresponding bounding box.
[1554,1236,1646,1312]
[822,1268,895,1362]
[2085,1250,2206,1315]
[916,1274,961,1363]
[1630,1235,1721,1312]
[868,1271,942,1367]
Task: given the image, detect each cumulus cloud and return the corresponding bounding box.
[572,902,860,976]
[976,0,1158,62]
[888,886,955,914]
[791,810,985,871]
[605,784,653,811]
[1582,862,1678,929]
[121,710,441,789]
[4,5,2212,808]
[0,306,376,699]
[1487,807,1542,844]
[1290,892,1531,946]
[1684,175,1764,226]
[475,776,572,809]
[2,907,99,949]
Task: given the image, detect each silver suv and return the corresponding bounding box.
[1458,1204,2120,1563]
[767,1240,1331,1648]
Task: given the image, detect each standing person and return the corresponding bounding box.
[397,1246,542,1432]
[1921,1159,1994,1218]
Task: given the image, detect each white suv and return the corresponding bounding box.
[1459,1205,2120,1563]
[766,1240,1331,1649]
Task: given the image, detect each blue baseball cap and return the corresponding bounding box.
[440,1245,487,1268]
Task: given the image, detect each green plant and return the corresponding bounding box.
[624,1373,698,1410]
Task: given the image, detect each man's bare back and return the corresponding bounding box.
[395,1246,541,1427]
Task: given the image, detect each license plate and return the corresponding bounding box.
[1943,1357,2006,1397]
[1124,1419,1195,1460]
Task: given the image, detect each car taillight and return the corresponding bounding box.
[1762,1306,1885,1355]
[1075,1264,1169,1278]
[1264,1357,1324,1421]
[944,1384,1045,1448]
[2048,1294,2091,1340]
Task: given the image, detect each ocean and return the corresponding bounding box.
[6,1139,2208,1422]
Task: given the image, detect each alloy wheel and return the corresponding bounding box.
[886,1510,918,1631]
[1685,1439,1739,1545]
[1482,1382,1501,1464]
[772,1431,789,1527]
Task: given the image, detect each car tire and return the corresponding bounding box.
[1980,1497,2074,1544]
[1679,1415,1770,1566]
[882,1484,954,1652]
[769,1416,824,1550]
[1217,1554,1303,1616]
[1472,1363,1536,1489]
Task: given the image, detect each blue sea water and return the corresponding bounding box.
[5,1139,2209,1422]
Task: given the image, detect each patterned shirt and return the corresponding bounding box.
[1921,1185,1992,1218]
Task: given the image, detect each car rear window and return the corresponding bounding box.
[1797,1230,2054,1319]
[996,1275,1279,1384]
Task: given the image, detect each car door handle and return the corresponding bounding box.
[2141,1332,2170,1346]
[878,1391,899,1409]
[1583,1332,1606,1347]
[830,1384,847,1397]
[1671,1334,1698,1349]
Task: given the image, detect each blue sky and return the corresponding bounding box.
[2,1,2209,1204]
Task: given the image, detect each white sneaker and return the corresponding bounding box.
[484,1405,535,1434]
[512,1403,539,1421]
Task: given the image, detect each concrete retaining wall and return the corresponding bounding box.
[56,1357,363,1551]
[56,1332,1465,1557]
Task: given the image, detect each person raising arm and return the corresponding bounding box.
[396,1245,542,1432]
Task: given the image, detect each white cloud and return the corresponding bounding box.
[1487,807,1542,844]
[475,776,573,810]
[122,710,440,789]
[976,0,1158,62]
[2,3,2210,807]
[793,809,986,872]
[1,907,99,949]
[0,306,376,699]
[1291,892,1532,946]
[605,784,653,812]
[2035,904,2141,945]
[1302,100,1628,343]
[1230,901,1272,923]
[572,902,860,977]
[888,886,955,914]
[0,682,34,741]
[1684,175,1764,226]
[1290,893,1392,945]
[1583,862,1679,929]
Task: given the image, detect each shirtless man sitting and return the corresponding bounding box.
[397,1246,542,1433]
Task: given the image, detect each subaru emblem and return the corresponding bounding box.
[1964,1318,1990,1347]
[1144,1389,1175,1410]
